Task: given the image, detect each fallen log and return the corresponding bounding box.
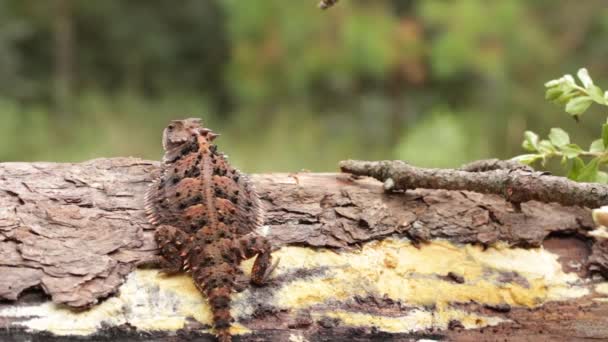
[0,157,607,341]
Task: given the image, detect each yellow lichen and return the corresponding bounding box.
[273,239,587,311]
[129,269,212,325]
[0,238,591,336]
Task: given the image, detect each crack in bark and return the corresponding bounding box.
[2,189,25,205]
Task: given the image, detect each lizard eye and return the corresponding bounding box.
[168,124,175,130]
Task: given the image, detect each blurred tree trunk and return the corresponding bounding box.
[52,0,73,118]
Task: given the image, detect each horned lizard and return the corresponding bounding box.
[144,118,275,342]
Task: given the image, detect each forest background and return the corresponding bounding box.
[1,0,607,173]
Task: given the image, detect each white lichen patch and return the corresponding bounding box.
[592,206,608,228]
[589,226,608,239]
[592,207,608,238]
[288,333,310,342]
[0,269,247,336]
[596,283,608,296]
[0,238,591,336]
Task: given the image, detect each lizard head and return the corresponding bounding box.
[161,118,220,163]
[162,118,212,151]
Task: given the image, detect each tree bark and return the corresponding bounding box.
[0,158,607,341]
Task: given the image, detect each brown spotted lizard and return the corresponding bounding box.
[144,118,275,342]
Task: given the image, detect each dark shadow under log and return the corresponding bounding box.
[0,158,607,341]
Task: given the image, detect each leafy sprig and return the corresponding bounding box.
[514,68,608,183]
[545,68,608,117]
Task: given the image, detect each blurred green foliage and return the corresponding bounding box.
[515,68,608,183]
[0,0,607,172]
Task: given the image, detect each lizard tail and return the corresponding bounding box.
[217,329,232,342]
[208,285,233,342]
[193,261,236,342]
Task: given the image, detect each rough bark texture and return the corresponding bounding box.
[341,159,608,209]
[1,158,607,341]
[459,158,534,172]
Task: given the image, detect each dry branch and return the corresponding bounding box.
[340,159,608,208]
[459,158,534,172]
[0,158,607,341]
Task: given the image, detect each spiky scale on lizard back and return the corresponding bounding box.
[144,118,272,342]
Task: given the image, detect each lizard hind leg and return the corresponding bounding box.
[148,225,191,274]
[251,250,279,286]
[234,235,279,285]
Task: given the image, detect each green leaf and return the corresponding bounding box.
[545,78,562,88]
[555,90,577,105]
[588,85,606,104]
[596,171,608,184]
[565,96,593,115]
[590,139,605,153]
[548,128,570,147]
[522,131,539,152]
[576,157,601,182]
[538,139,556,154]
[577,68,594,88]
[545,87,563,101]
[602,123,608,148]
[512,154,542,165]
[567,157,585,180]
[559,143,583,159]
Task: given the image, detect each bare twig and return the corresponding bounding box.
[340,159,608,208]
[459,158,533,172]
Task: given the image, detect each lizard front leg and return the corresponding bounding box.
[234,235,278,285]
